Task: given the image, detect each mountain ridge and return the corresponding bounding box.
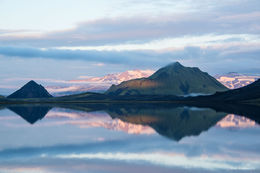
[1,69,260,97]
[1,64,259,106]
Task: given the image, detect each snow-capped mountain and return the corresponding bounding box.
[46,69,154,96]
[70,69,154,84]
[215,72,260,89]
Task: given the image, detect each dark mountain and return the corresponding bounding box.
[7,80,53,99]
[193,79,260,104]
[106,62,228,96]
[0,95,4,98]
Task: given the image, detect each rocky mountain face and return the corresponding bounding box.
[106,62,228,96]
[7,80,53,99]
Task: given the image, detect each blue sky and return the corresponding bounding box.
[0,0,260,93]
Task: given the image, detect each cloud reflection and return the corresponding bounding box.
[56,152,259,170]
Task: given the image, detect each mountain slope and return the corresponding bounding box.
[7,80,53,99]
[215,79,260,102]
[106,62,228,96]
[193,79,260,104]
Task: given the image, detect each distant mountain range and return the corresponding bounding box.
[2,62,260,107]
[47,70,154,96]
[46,68,260,96]
[106,62,228,96]
[70,69,154,84]
[0,64,259,97]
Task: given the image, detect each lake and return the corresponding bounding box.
[0,103,259,173]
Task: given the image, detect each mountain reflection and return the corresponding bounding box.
[106,105,226,141]
[8,104,52,124]
[3,103,260,141]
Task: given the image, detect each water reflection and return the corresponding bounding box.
[0,103,259,173]
[46,109,155,135]
[8,104,52,124]
[107,105,226,141]
[216,114,258,128]
[2,103,260,141]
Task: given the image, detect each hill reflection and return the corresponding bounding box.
[8,104,52,124]
[106,105,226,141]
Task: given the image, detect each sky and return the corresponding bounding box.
[0,0,260,94]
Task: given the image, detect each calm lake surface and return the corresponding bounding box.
[0,104,259,173]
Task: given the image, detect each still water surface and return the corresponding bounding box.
[0,104,259,173]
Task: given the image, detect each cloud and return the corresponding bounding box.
[56,34,260,51]
[0,46,172,66]
[0,45,259,74]
[1,9,259,47]
[0,46,131,64]
[3,77,68,84]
